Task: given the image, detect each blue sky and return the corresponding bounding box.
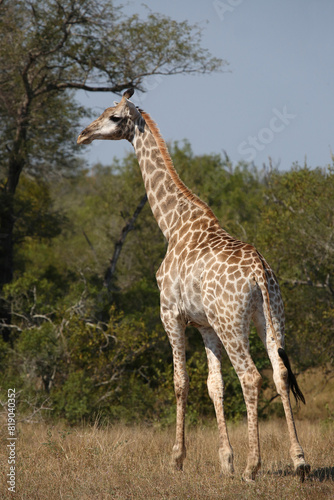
[78,0,334,171]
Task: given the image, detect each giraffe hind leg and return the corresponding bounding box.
[252,310,310,477]
[208,320,262,482]
[278,348,311,479]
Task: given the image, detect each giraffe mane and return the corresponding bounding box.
[140,111,217,220]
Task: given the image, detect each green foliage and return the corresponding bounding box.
[14,177,66,244]
[52,371,95,424]
[171,142,265,241]
[255,164,334,368]
[1,144,333,426]
[17,323,61,392]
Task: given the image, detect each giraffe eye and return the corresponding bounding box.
[110,116,122,123]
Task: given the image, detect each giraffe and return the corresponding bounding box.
[77,89,310,482]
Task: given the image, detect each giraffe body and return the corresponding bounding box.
[77,90,309,481]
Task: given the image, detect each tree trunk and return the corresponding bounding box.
[0,143,26,341]
[0,190,15,342]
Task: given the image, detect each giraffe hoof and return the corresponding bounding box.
[242,469,257,483]
[219,449,234,478]
[241,473,256,484]
[242,461,260,483]
[171,446,186,471]
[295,463,311,482]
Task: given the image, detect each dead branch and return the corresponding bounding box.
[104,193,147,290]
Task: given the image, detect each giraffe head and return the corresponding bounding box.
[77,89,142,145]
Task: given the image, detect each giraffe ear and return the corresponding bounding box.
[123,88,134,99]
[113,101,119,106]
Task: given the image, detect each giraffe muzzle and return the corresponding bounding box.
[77,129,93,145]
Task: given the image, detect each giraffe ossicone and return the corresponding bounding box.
[77,90,310,482]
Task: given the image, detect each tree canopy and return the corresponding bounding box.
[0,0,223,185]
[0,0,224,338]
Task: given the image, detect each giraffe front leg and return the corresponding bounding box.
[161,305,188,471]
[171,365,189,470]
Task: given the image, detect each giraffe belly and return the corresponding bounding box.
[182,296,210,327]
[180,275,211,327]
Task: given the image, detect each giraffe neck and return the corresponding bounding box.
[132,111,216,240]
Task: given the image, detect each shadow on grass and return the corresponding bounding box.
[268,465,334,482]
[308,467,334,482]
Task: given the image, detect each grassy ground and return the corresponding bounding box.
[0,418,333,499]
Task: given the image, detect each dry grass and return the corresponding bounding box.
[0,418,333,499]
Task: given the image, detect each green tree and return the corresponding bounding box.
[0,0,223,339]
[256,164,334,368]
[171,141,265,240]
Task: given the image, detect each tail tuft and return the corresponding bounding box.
[278,348,306,405]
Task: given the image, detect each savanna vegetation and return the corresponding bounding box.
[0,2,333,495]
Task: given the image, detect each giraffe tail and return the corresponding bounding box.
[278,348,306,404]
[255,251,306,405]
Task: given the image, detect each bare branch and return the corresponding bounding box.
[82,230,99,264]
[32,314,54,324]
[43,81,137,95]
[18,398,53,423]
[104,193,148,290]
[0,322,22,332]
[281,277,334,296]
